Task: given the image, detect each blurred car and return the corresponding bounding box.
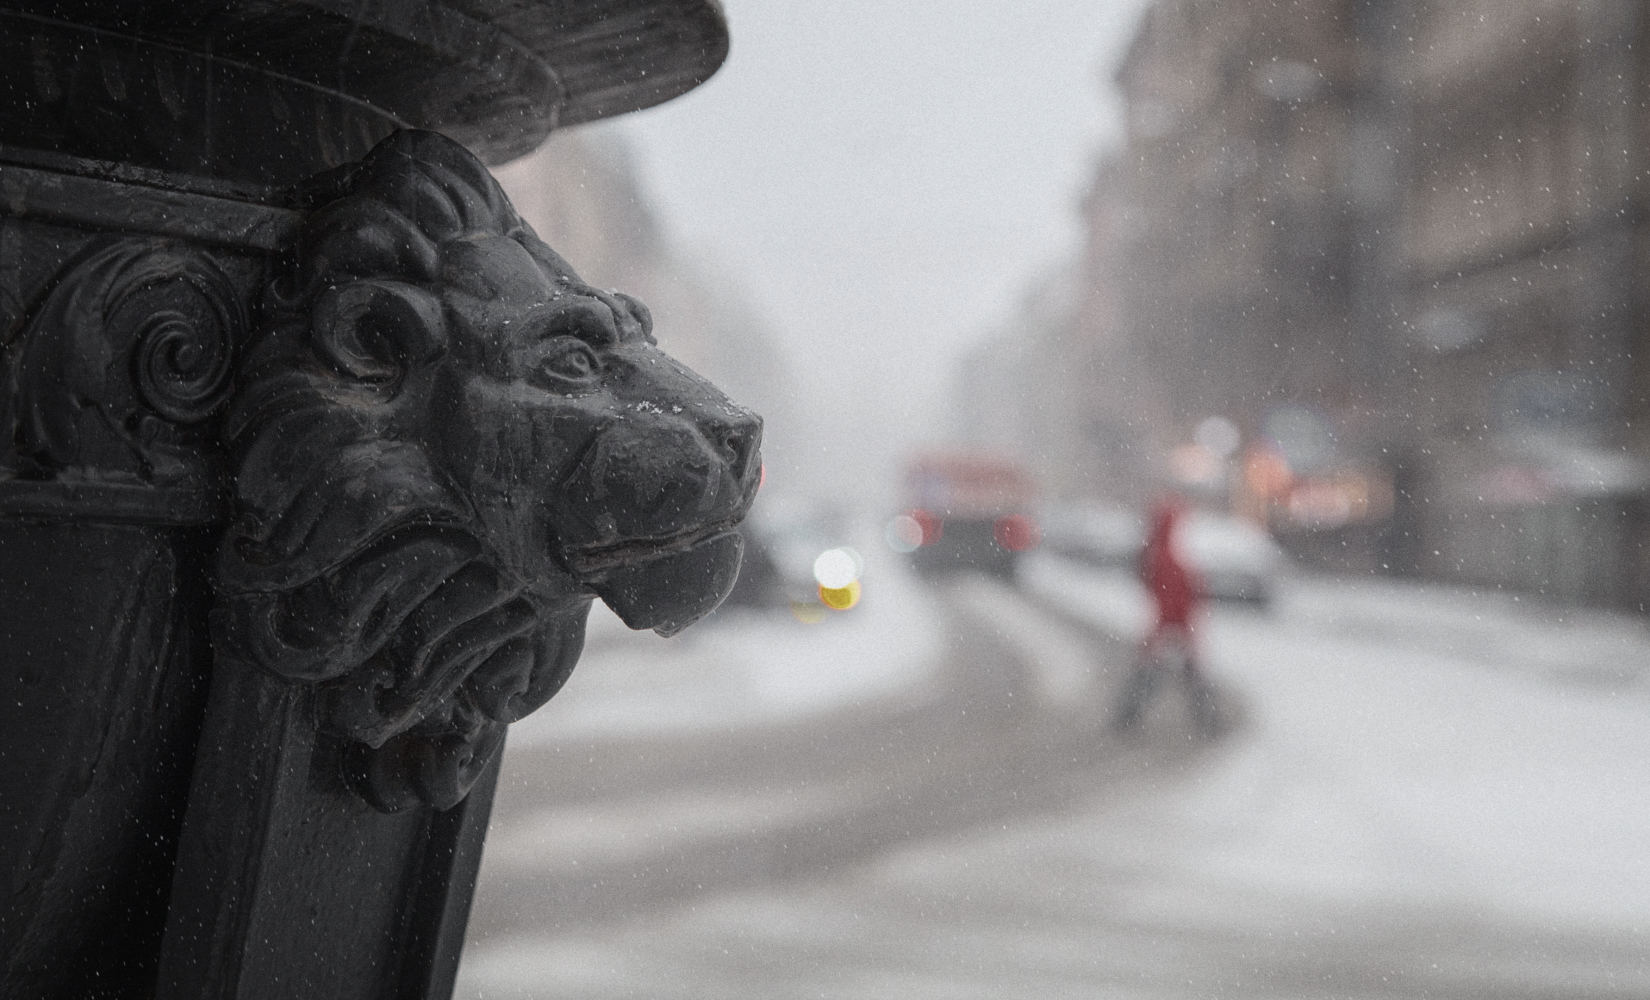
[1040,504,1143,568]
[1177,511,1285,605]
[720,522,789,609]
[1043,504,1282,605]
[721,497,850,610]
[902,452,1039,579]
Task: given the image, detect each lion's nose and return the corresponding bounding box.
[712,414,762,484]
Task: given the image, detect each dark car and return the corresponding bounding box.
[900,452,1039,579]
[721,496,852,611]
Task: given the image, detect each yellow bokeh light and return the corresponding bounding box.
[789,600,827,624]
[819,580,861,610]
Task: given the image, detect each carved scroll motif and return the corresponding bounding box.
[0,238,244,523]
[213,130,762,812]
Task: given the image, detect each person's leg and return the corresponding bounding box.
[1112,625,1164,731]
[1175,623,1221,736]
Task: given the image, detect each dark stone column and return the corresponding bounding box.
[0,160,291,999]
[0,5,741,998]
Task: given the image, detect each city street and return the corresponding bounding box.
[456,549,1650,999]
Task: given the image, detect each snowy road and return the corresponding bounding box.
[457,553,1650,998]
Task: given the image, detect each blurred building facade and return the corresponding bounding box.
[950,265,1117,505]
[950,158,1171,511]
[1380,1,1649,608]
[963,0,1650,611]
[493,125,796,484]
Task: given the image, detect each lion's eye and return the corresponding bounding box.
[535,340,602,386]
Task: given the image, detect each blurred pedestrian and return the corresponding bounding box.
[1112,495,1221,735]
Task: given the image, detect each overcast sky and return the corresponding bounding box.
[620,0,1153,502]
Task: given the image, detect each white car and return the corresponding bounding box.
[1177,512,1285,605]
[1041,505,1144,569]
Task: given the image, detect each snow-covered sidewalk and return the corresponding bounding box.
[1021,553,1650,939]
[508,541,945,744]
[461,557,1650,997]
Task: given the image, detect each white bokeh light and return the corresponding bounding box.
[812,547,861,589]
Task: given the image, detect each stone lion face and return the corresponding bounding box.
[432,234,761,636]
[214,129,761,810]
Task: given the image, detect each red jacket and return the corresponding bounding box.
[1140,502,1199,627]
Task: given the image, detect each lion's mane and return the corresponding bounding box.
[213,131,596,811]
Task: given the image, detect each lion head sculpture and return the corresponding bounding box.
[213,130,762,811]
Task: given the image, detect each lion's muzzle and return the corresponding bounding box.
[556,394,761,634]
[584,528,745,636]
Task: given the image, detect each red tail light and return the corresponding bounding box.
[908,508,943,546]
[993,514,1040,552]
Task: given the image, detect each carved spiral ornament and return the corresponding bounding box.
[3,238,244,483]
[132,305,236,424]
[127,265,241,425]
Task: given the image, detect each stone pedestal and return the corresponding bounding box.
[0,5,744,997]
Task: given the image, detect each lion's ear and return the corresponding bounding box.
[311,281,446,384]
